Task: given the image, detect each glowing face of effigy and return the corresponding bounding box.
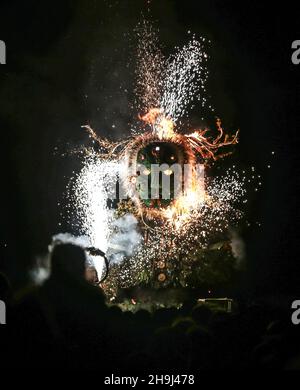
[136,142,185,208]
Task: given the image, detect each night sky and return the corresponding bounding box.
[1,0,299,297]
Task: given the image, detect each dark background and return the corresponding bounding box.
[1,0,299,298]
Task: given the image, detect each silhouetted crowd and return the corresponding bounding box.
[1,244,300,370]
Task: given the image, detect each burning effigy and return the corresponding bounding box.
[62,20,248,301]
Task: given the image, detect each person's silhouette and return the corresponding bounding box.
[41,243,108,342]
[12,244,110,368]
[50,243,88,283]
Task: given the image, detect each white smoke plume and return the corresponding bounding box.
[107,214,143,265]
[230,229,246,268]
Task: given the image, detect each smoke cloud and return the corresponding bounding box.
[107,214,143,265]
[230,229,246,268]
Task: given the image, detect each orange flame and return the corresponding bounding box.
[139,108,162,124]
[139,108,175,139]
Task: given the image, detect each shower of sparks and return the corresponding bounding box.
[134,20,165,114]
[160,37,209,123]
[135,20,210,130]
[66,153,122,277]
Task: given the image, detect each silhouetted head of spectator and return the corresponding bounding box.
[172,317,195,333]
[50,244,86,282]
[0,272,11,301]
[191,304,212,325]
[135,309,151,324]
